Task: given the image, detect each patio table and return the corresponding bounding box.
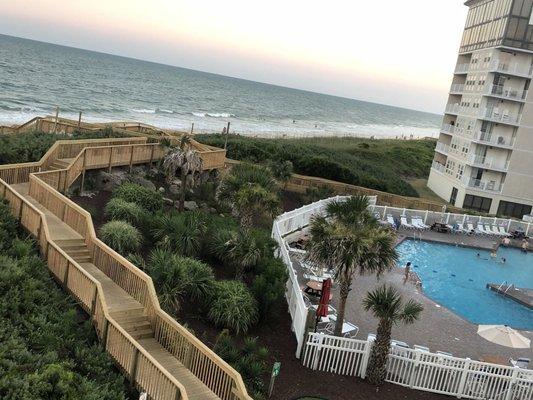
[304,280,323,296]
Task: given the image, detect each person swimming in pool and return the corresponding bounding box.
[500,257,506,263]
[404,262,411,284]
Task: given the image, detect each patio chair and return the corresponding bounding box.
[437,351,453,357]
[391,340,409,348]
[414,345,430,352]
[476,224,488,235]
[342,322,359,339]
[498,226,512,237]
[323,322,335,335]
[509,357,530,369]
[467,223,477,234]
[400,216,414,230]
[456,223,468,234]
[367,333,376,342]
[412,217,429,230]
[386,215,396,229]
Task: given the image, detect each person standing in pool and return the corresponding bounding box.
[404,262,411,284]
[521,239,529,253]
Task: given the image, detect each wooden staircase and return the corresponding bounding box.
[48,158,74,171]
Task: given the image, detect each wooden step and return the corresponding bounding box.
[129,327,154,340]
[55,239,86,249]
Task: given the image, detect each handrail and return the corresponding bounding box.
[3,138,250,400]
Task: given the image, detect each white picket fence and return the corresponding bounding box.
[272,195,377,356]
[371,205,532,235]
[303,333,533,400]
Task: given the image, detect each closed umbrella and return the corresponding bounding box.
[314,278,332,332]
[477,325,530,349]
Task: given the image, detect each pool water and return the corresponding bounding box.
[397,240,533,330]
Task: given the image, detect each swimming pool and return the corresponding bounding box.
[396,240,533,330]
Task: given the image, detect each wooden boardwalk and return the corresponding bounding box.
[1,139,249,400]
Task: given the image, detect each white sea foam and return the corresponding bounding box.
[158,109,174,114]
[191,112,235,118]
[131,108,156,114]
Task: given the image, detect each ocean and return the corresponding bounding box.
[0,34,441,138]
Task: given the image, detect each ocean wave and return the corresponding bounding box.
[131,108,156,114]
[158,109,174,114]
[191,112,235,118]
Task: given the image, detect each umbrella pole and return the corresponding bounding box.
[314,315,319,333]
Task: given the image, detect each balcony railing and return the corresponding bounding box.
[488,84,527,101]
[454,63,470,74]
[431,161,446,174]
[435,141,450,154]
[472,131,515,148]
[468,154,509,171]
[464,177,503,193]
[441,123,455,134]
[481,108,521,125]
[450,83,465,93]
[454,59,533,77]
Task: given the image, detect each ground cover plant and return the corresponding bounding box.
[197,134,436,197]
[0,199,132,400]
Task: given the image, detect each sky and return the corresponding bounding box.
[0,0,468,114]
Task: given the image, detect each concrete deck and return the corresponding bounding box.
[287,227,533,362]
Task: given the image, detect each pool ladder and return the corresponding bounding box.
[496,280,514,293]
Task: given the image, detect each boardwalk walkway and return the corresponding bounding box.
[1,139,249,400]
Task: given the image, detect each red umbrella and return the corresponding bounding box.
[315,278,332,331]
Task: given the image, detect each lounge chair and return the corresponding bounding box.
[400,216,414,230]
[414,345,430,352]
[437,351,453,357]
[467,223,476,234]
[386,215,396,229]
[499,226,512,237]
[476,224,488,235]
[412,217,429,230]
[489,225,503,236]
[367,333,376,342]
[342,322,359,339]
[456,223,468,234]
[509,357,530,369]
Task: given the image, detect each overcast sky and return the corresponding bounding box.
[0,0,468,114]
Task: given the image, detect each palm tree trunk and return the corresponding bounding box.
[366,319,392,385]
[334,280,350,336]
[179,168,186,211]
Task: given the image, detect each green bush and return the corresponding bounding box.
[252,258,288,319]
[151,211,207,257]
[113,182,163,213]
[105,197,145,225]
[99,220,142,254]
[208,280,258,333]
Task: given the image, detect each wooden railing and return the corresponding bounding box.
[0,138,250,400]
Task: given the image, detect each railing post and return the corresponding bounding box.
[91,286,98,315]
[80,150,87,194]
[312,333,323,370]
[409,349,421,388]
[63,170,68,193]
[504,367,519,400]
[129,144,134,173]
[18,200,23,220]
[130,348,140,381]
[174,388,181,400]
[149,145,155,167]
[108,147,113,173]
[102,319,109,349]
[360,340,372,379]
[63,261,70,286]
[456,358,471,399]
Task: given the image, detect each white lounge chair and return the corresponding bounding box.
[437,351,453,357]
[400,216,414,229]
[414,345,430,352]
[386,215,396,229]
[467,223,476,234]
[476,224,488,235]
[489,225,503,236]
[456,223,468,234]
[412,217,429,230]
[509,357,530,369]
[499,226,512,237]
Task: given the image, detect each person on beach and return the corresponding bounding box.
[404,262,411,283]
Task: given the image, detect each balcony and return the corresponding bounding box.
[464,177,503,193]
[444,103,478,116]
[467,154,509,171]
[489,60,533,78]
[431,161,446,174]
[441,123,455,134]
[480,108,521,125]
[435,141,450,155]
[454,63,470,74]
[486,84,527,102]
[450,83,465,94]
[472,131,515,149]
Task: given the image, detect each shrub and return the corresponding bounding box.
[208,280,258,333]
[252,258,288,319]
[151,211,207,257]
[99,220,142,254]
[269,159,293,183]
[105,197,145,225]
[113,182,163,213]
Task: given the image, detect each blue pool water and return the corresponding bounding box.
[397,240,533,330]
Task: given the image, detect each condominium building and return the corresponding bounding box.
[428,0,533,218]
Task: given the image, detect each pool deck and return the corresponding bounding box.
[288,227,533,362]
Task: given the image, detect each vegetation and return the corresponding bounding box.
[151,211,207,257]
[305,195,398,336]
[198,134,436,197]
[217,163,280,231]
[162,135,204,211]
[100,220,142,254]
[113,182,163,213]
[0,200,131,399]
[363,285,424,385]
[0,129,130,165]
[104,197,145,225]
[214,331,269,399]
[208,280,259,334]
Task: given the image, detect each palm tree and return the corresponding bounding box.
[162,135,203,211]
[217,163,279,231]
[305,195,397,336]
[363,285,423,385]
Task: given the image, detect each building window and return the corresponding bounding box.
[456,164,465,179]
[497,200,532,218]
[463,194,492,213]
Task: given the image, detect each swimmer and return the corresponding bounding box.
[501,257,506,263]
[476,253,480,257]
